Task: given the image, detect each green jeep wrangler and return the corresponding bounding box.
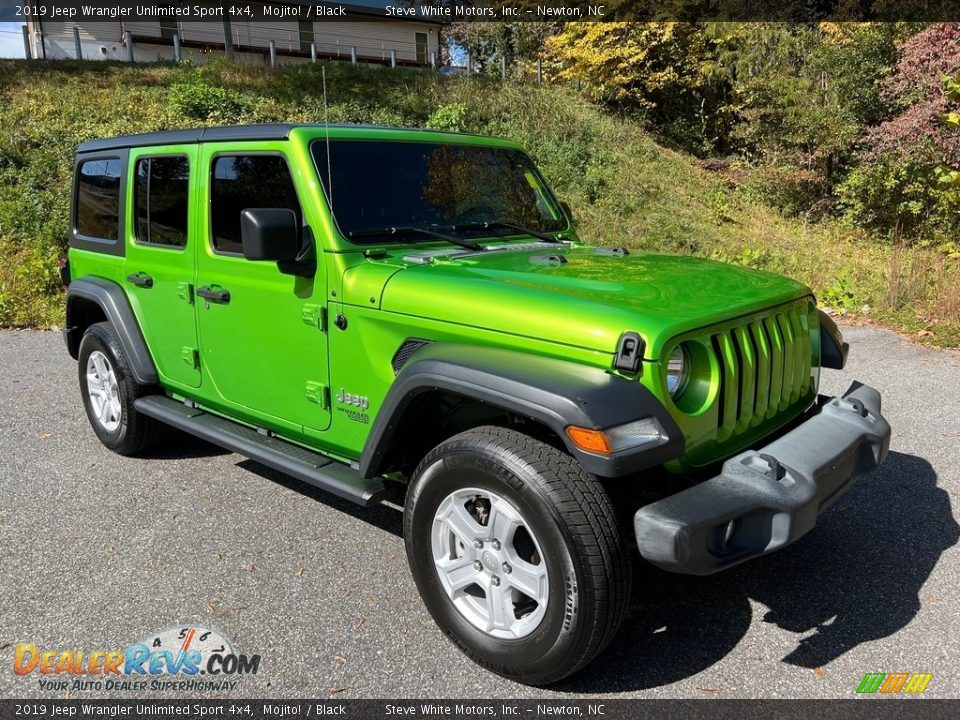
[63,124,890,685]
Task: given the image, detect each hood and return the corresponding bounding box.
[367,245,811,358]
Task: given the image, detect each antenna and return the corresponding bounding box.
[322,66,333,211]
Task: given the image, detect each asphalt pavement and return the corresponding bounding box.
[1,325,958,699]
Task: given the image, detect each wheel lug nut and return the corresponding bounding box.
[491,539,501,550]
[473,539,484,549]
[473,561,483,572]
[502,562,512,574]
[491,575,501,587]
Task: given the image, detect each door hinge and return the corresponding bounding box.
[177,282,194,304]
[305,381,330,409]
[181,347,199,369]
[301,304,327,331]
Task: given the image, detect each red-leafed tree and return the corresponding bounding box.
[839,23,960,241]
[865,23,960,167]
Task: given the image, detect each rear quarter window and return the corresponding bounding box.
[76,158,123,241]
[134,156,190,248]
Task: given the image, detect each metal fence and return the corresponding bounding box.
[24,20,443,70]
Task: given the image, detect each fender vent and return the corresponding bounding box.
[392,339,431,374]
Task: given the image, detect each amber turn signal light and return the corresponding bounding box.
[565,426,613,455]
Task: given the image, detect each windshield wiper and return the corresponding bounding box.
[449,221,562,244]
[348,226,484,252]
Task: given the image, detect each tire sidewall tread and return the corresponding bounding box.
[77,322,161,456]
[404,425,631,686]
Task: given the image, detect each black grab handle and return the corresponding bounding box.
[197,286,231,304]
[126,273,153,288]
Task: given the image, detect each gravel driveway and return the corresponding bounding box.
[1,325,957,699]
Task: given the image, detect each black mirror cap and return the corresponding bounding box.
[240,208,300,263]
[818,309,849,370]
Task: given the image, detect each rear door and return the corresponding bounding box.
[124,146,201,389]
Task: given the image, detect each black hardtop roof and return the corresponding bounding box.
[76,123,473,154]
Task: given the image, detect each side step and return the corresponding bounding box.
[134,395,394,508]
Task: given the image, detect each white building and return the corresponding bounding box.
[24,2,443,67]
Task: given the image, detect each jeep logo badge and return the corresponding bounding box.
[336,388,369,411]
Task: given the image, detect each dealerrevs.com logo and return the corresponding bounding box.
[856,672,933,695]
[13,626,260,692]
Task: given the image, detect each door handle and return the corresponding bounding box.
[126,272,153,288]
[197,286,231,304]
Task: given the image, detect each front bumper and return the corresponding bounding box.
[633,381,890,575]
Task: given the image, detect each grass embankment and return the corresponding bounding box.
[1,59,957,346]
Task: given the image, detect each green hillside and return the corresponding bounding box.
[1,59,957,345]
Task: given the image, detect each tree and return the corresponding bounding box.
[937,73,960,186]
[838,23,960,240]
[544,22,733,154]
[863,23,960,168]
[447,22,559,74]
[723,23,901,182]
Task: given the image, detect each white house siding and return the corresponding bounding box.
[32,18,439,66]
[31,21,126,61]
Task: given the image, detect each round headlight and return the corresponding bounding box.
[665,344,690,398]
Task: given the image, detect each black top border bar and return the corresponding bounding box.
[5,1,960,23]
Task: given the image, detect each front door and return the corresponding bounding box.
[124,146,201,389]
[194,145,330,436]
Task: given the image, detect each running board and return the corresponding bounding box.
[134,395,394,507]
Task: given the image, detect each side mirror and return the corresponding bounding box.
[240,208,300,263]
[560,200,575,223]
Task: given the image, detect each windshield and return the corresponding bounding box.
[311,139,565,243]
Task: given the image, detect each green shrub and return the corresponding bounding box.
[0,242,63,327]
[820,270,857,311]
[167,80,253,121]
[740,164,830,219]
[427,102,471,132]
[707,189,734,225]
[837,161,960,243]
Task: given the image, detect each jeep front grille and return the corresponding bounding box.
[673,298,818,467]
[710,304,814,443]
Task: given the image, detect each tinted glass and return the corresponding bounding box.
[416,32,427,63]
[76,159,122,240]
[135,156,189,247]
[299,21,313,51]
[312,140,564,243]
[211,155,302,254]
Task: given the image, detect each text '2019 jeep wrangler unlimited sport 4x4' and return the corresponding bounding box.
[63,124,890,685]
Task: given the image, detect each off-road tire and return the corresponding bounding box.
[404,425,631,686]
[78,321,163,456]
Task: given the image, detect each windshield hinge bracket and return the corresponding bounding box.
[302,304,328,332]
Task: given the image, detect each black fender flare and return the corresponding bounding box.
[64,277,158,386]
[818,309,849,370]
[359,343,684,479]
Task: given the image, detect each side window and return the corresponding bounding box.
[210,155,302,255]
[159,18,178,41]
[76,158,122,240]
[134,156,190,248]
[299,21,313,52]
